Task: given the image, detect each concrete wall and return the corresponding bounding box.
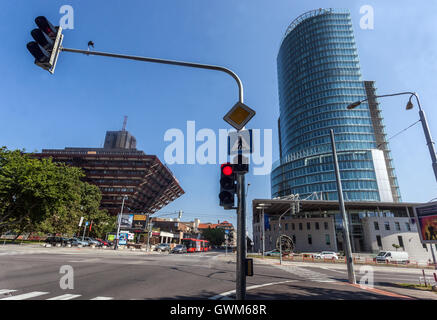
[253,216,337,253]
[362,216,434,263]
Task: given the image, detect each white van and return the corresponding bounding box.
[375,251,409,264]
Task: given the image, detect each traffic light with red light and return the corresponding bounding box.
[26,16,64,73]
[219,163,236,209]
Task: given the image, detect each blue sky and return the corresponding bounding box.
[1,1,437,238]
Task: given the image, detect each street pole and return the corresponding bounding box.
[60,47,243,104]
[330,129,356,284]
[236,172,246,300]
[81,223,86,242]
[114,195,127,250]
[430,244,437,270]
[262,208,265,258]
[278,205,293,265]
[145,213,150,252]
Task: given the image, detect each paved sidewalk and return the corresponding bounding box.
[0,243,161,256]
[217,254,437,300]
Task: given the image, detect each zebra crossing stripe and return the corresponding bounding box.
[90,296,114,300]
[47,294,82,300]
[0,291,49,300]
[0,289,17,295]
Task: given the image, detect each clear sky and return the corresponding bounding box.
[1,0,437,238]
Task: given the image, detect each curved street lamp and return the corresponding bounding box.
[347,92,437,184]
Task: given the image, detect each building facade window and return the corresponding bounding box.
[324,222,328,230]
[308,234,312,245]
[405,222,411,231]
[395,222,401,231]
[376,235,382,248]
[299,223,303,230]
[315,222,320,230]
[398,236,404,249]
[325,234,331,246]
[384,222,390,231]
[307,222,311,230]
[292,223,295,230]
[374,221,379,230]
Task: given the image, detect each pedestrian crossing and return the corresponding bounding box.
[276,264,337,283]
[0,289,114,300]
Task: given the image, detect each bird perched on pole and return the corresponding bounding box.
[87,41,94,50]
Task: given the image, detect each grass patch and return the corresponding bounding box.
[397,283,436,292]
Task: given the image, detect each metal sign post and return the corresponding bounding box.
[330,129,356,284]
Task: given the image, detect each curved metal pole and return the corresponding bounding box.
[60,47,244,103]
[355,91,437,181]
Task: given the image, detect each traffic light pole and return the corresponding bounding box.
[236,172,246,300]
[55,45,249,299]
[60,47,244,103]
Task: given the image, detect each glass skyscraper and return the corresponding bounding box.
[271,8,401,202]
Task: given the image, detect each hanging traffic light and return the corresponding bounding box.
[219,163,236,209]
[26,16,64,73]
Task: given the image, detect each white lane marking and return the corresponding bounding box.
[47,294,82,300]
[0,291,49,300]
[90,296,114,300]
[210,280,297,300]
[0,289,17,295]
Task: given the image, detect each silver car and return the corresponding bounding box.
[171,244,187,254]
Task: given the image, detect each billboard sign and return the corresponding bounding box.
[120,214,133,229]
[413,202,437,244]
[132,214,147,231]
[119,232,128,245]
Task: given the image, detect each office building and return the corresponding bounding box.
[271,8,401,202]
[35,127,184,215]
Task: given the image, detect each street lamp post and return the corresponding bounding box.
[347,92,437,183]
[114,195,128,250]
[278,206,293,265]
[348,92,437,268]
[330,129,356,284]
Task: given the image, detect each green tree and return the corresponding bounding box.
[0,147,111,238]
[0,148,82,233]
[201,227,225,246]
[392,243,401,251]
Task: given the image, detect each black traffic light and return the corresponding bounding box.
[26,16,63,73]
[219,163,236,209]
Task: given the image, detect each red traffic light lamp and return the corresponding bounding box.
[26,16,63,73]
[219,163,236,209]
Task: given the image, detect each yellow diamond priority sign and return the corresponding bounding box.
[223,102,256,131]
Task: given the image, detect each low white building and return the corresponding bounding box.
[362,216,432,262]
[253,199,436,263]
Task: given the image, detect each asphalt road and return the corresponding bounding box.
[0,246,435,300]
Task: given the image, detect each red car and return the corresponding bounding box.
[96,238,111,246]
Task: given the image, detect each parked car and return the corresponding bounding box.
[265,249,281,256]
[375,251,409,264]
[96,238,111,247]
[72,237,89,246]
[171,244,187,254]
[84,237,101,247]
[45,236,71,246]
[155,243,171,252]
[314,251,339,260]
